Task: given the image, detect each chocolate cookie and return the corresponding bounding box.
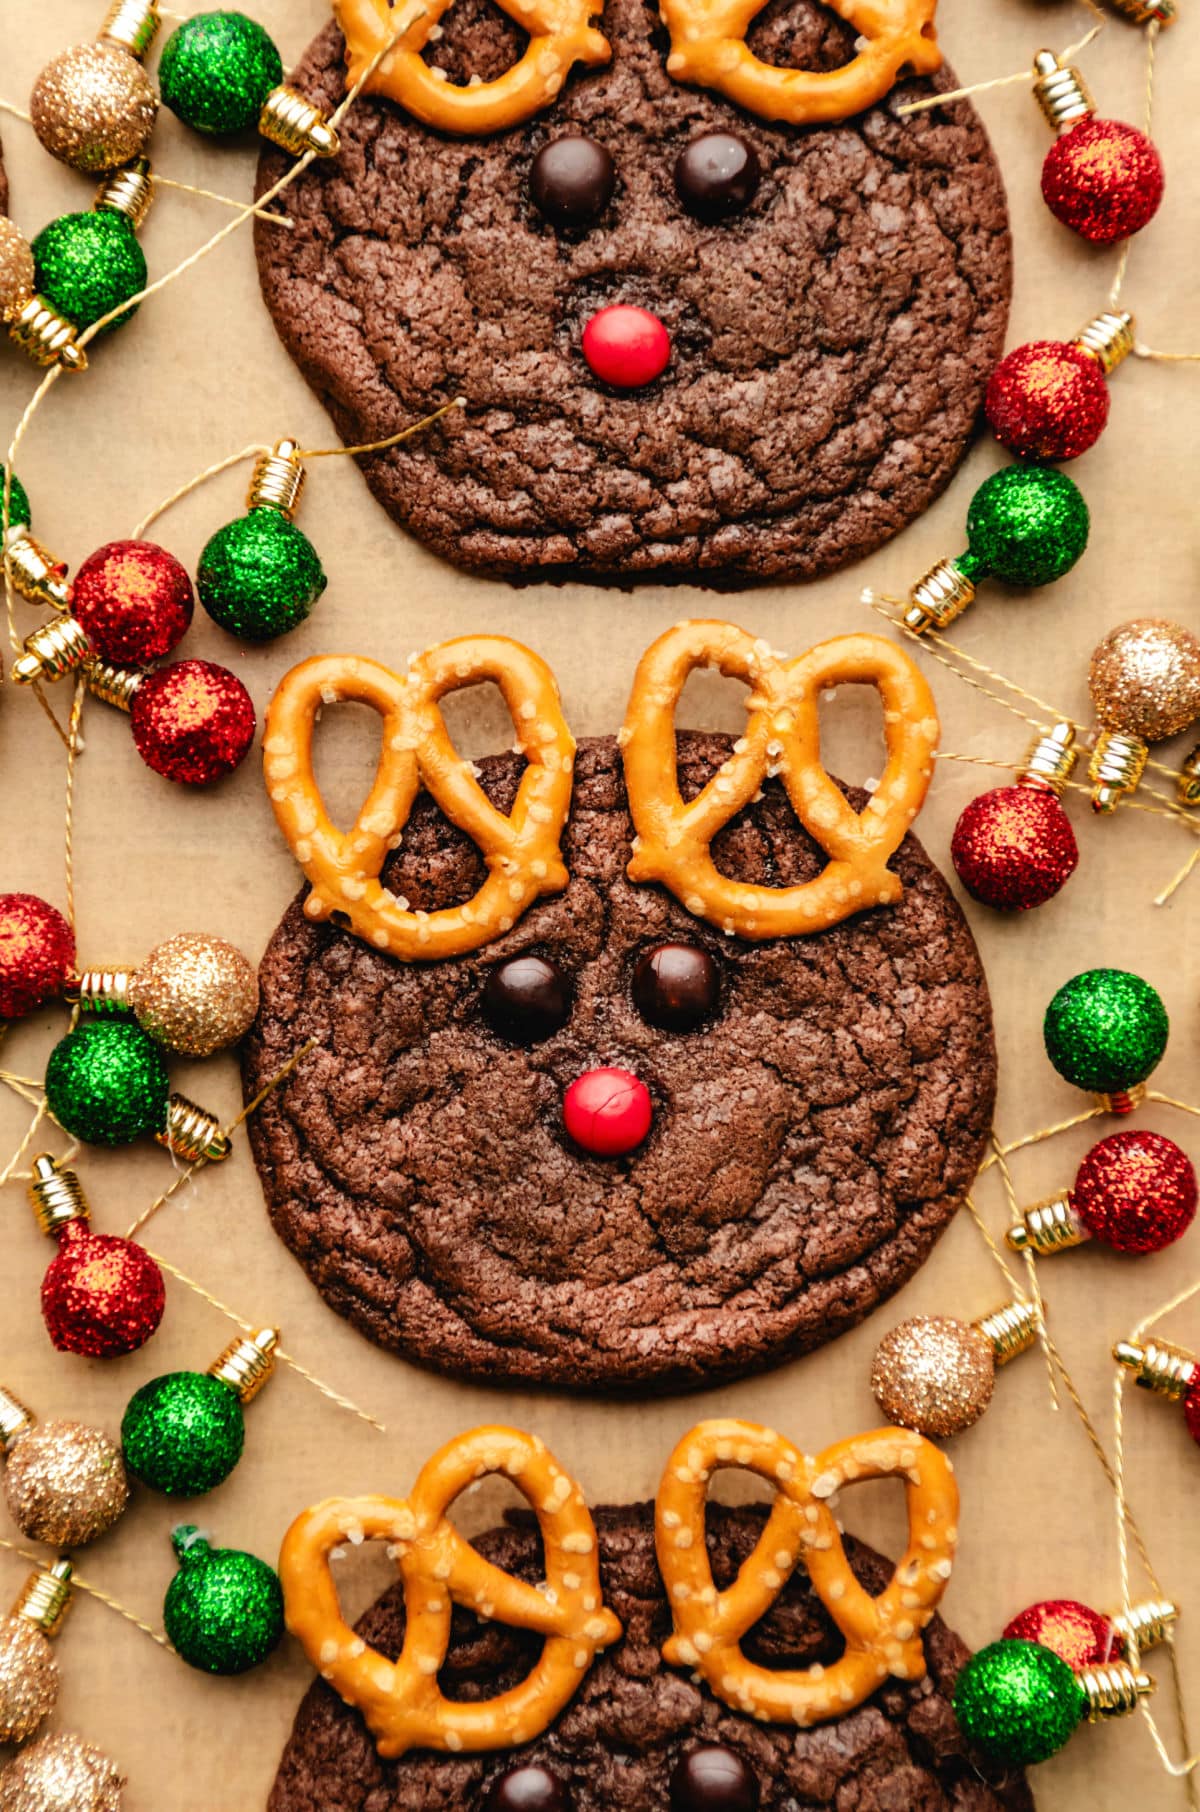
[244,733,995,1392]
[253,0,1011,586]
[268,1502,1034,1811]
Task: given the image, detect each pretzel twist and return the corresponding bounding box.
[335,0,611,135]
[279,1426,621,1758]
[659,0,941,125]
[263,637,575,962]
[621,621,938,940]
[656,1419,958,1725]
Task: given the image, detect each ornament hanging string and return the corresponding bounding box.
[895,0,1106,117]
[0,1534,173,1653]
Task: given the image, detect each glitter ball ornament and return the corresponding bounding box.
[32,160,152,337]
[905,465,1088,634]
[1032,52,1164,244]
[1043,969,1168,1105]
[951,724,1079,911]
[0,1562,73,1745]
[76,932,259,1056]
[42,1025,230,1161]
[0,218,37,325]
[1004,1600,1122,1672]
[14,540,194,688]
[0,1388,128,1547]
[870,1300,1039,1437]
[129,658,256,786]
[0,1731,125,1812]
[0,465,31,529]
[30,35,158,175]
[0,895,76,1019]
[1076,1130,1195,1252]
[198,441,327,641]
[28,1154,165,1358]
[985,312,1134,461]
[158,12,339,156]
[163,1526,284,1673]
[1087,619,1200,812]
[954,1637,1151,1767]
[121,1328,278,1496]
[0,216,86,372]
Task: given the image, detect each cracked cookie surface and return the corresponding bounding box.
[244,733,995,1391]
[253,0,1011,586]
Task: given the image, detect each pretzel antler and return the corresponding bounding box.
[621,620,938,939]
[264,636,575,961]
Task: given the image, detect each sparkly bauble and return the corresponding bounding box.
[960,465,1089,589]
[129,659,256,787]
[985,341,1109,461]
[31,213,146,335]
[129,933,259,1056]
[1088,618,1200,740]
[1184,1374,1200,1447]
[1073,1130,1197,1253]
[0,1732,124,1812]
[44,1019,168,1146]
[41,1220,165,1358]
[951,787,1078,912]
[871,1315,995,1436]
[0,217,35,322]
[163,1527,284,1673]
[1003,1599,1121,1673]
[30,43,158,174]
[563,1066,653,1156]
[954,1638,1083,1765]
[159,12,284,136]
[0,894,75,1019]
[0,465,32,529]
[1042,118,1165,245]
[0,1617,58,1744]
[197,511,327,641]
[121,1371,244,1496]
[1044,969,1168,1094]
[4,1420,128,1546]
[70,541,193,666]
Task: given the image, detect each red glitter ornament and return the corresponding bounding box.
[1003,1599,1123,1672]
[0,893,76,1018]
[951,787,1079,911]
[1184,1374,1200,1447]
[71,540,194,666]
[1073,1130,1197,1253]
[1042,118,1164,245]
[986,341,1110,461]
[130,659,256,787]
[41,1219,165,1357]
[582,306,671,388]
[563,1066,653,1156]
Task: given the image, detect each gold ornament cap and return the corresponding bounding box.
[208,1327,279,1403]
[904,558,975,634]
[27,1155,90,1239]
[1073,310,1135,376]
[1006,1190,1084,1254]
[7,293,88,371]
[259,85,341,158]
[1114,1336,1197,1397]
[1017,722,1077,795]
[85,658,144,711]
[12,614,94,686]
[11,1559,74,1639]
[100,0,162,57]
[0,1385,35,1455]
[1078,1659,1154,1721]
[73,968,134,1014]
[1032,50,1095,132]
[157,1094,232,1164]
[1088,730,1148,815]
[94,156,154,229]
[4,524,71,612]
[1112,1597,1177,1653]
[1177,743,1200,807]
[973,1297,1040,1364]
[249,440,306,518]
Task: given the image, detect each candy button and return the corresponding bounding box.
[582,305,670,388]
[670,1746,760,1812]
[563,1066,652,1156]
[484,1764,572,1812]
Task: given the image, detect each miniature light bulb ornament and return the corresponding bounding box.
[0,1731,125,1812]
[31,158,152,338]
[1043,968,1168,1113]
[158,12,340,158]
[1032,51,1165,244]
[1004,1596,1177,1672]
[12,541,193,688]
[1007,1130,1197,1257]
[1087,619,1200,813]
[985,312,1135,462]
[76,933,260,1057]
[1115,1336,1200,1446]
[121,1328,279,1496]
[904,465,1089,635]
[954,1637,1153,1767]
[0,1560,74,1745]
[0,1385,128,1547]
[951,723,1080,911]
[870,1299,1039,1437]
[26,1155,165,1358]
[43,1021,232,1162]
[29,2,160,175]
[1,466,70,611]
[0,214,87,371]
[163,1525,285,1674]
[0,894,76,1019]
[197,441,327,640]
[82,656,257,787]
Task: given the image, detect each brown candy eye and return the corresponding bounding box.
[484,1766,572,1812]
[632,942,720,1031]
[674,132,760,221]
[530,135,616,229]
[483,955,570,1044]
[670,1746,760,1812]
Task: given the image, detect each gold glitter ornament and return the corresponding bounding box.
[871,1301,1039,1437]
[0,1562,73,1745]
[77,933,259,1057]
[1088,618,1200,812]
[0,217,86,371]
[0,1731,124,1812]
[30,42,158,174]
[0,218,36,322]
[0,1387,128,1547]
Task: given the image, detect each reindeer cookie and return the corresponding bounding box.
[244,622,995,1391]
[253,0,1011,584]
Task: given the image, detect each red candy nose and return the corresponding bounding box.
[563,1066,653,1157]
[582,306,671,389]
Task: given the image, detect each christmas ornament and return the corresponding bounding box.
[1,466,70,611]
[951,722,1079,911]
[563,1066,654,1155]
[954,1637,1152,1766]
[581,305,672,388]
[197,441,327,641]
[26,1154,165,1358]
[1043,968,1168,1110]
[0,214,86,371]
[870,1300,1039,1437]
[158,11,340,157]
[1032,51,1165,244]
[985,311,1134,461]
[121,1327,278,1496]
[1179,743,1200,807]
[32,159,152,337]
[0,1731,124,1812]
[43,1021,231,1160]
[76,932,259,1056]
[0,1560,73,1744]
[1087,619,1200,812]
[1004,1596,1176,1672]
[1115,1336,1200,1445]
[1101,0,1174,18]
[0,1385,128,1547]
[904,465,1089,635]
[0,895,75,1019]
[29,3,160,175]
[12,541,193,688]
[1008,1130,1197,1256]
[81,656,256,786]
[162,1525,284,1673]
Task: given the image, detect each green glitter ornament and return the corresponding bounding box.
[0,467,31,530]
[1044,968,1168,1101]
[197,440,327,641]
[955,1640,1086,1766]
[905,465,1089,634]
[44,1019,169,1147]
[159,12,339,156]
[32,158,153,337]
[121,1328,278,1497]
[164,1526,284,1673]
